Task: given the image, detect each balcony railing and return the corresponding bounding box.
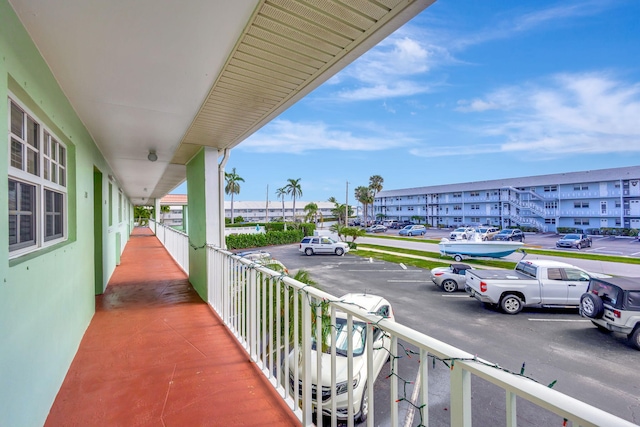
[199,243,634,427]
[150,220,189,273]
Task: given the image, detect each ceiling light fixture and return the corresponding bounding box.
[147,150,158,162]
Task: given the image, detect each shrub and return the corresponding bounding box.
[226,229,305,249]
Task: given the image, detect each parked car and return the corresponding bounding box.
[429,263,474,293]
[465,259,603,314]
[556,233,592,249]
[398,224,426,236]
[395,221,415,229]
[383,220,398,229]
[493,228,525,242]
[236,250,271,261]
[237,250,288,274]
[580,277,640,350]
[299,236,349,256]
[288,293,394,422]
[475,227,500,241]
[449,227,475,240]
[366,225,387,233]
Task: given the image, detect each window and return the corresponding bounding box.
[574,202,589,208]
[573,184,589,191]
[8,97,67,256]
[453,193,462,198]
[545,218,556,224]
[574,218,590,225]
[545,201,558,209]
[470,191,480,197]
[615,200,621,208]
[453,205,462,211]
[453,217,462,223]
[470,204,480,210]
[471,217,479,223]
[544,186,557,192]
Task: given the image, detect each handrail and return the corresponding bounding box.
[149,219,189,273]
[203,244,635,427]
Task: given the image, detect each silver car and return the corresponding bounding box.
[429,263,474,293]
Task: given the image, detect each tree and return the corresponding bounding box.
[354,186,369,224]
[134,205,152,226]
[276,186,287,230]
[160,205,170,224]
[369,175,384,222]
[328,197,353,224]
[304,202,318,223]
[225,167,244,224]
[369,174,384,194]
[284,178,303,222]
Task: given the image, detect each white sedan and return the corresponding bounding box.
[288,293,393,422]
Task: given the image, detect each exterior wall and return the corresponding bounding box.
[161,200,338,228]
[0,2,130,425]
[374,169,639,233]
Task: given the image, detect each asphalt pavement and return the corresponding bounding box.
[262,238,640,426]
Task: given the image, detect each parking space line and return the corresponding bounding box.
[387,280,431,283]
[441,294,471,298]
[404,369,422,427]
[347,270,422,272]
[528,319,590,322]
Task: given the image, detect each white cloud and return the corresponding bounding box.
[327,28,453,101]
[241,120,415,153]
[456,72,640,156]
[454,1,615,50]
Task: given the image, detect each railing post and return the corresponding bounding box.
[506,390,517,427]
[450,363,471,427]
[302,289,313,426]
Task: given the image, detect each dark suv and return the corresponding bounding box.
[580,277,640,350]
[493,228,525,242]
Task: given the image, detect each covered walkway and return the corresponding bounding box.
[45,227,298,426]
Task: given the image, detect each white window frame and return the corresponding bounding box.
[8,95,68,258]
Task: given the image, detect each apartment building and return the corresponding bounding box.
[373,166,640,233]
[160,195,339,227]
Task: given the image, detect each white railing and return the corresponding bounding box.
[205,245,635,427]
[150,220,189,273]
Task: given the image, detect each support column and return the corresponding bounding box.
[186,147,224,300]
[154,198,160,223]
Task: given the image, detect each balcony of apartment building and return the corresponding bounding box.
[4,2,639,426]
[46,220,634,427]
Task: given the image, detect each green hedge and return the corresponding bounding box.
[226,229,306,250]
[264,222,315,236]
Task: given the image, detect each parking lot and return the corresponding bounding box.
[263,242,640,426]
[364,226,640,256]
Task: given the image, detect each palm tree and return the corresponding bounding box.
[284,178,302,223]
[354,186,369,225]
[369,175,384,224]
[304,202,318,223]
[225,167,244,224]
[276,186,287,230]
[369,174,384,194]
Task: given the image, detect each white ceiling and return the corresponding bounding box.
[9,0,435,205]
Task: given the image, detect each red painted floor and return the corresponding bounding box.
[45,227,299,427]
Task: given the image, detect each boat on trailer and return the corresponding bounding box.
[438,233,524,262]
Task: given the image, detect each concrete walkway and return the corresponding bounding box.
[45,227,298,427]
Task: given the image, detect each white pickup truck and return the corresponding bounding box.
[465,259,608,314]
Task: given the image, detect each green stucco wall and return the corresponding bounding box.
[0,1,130,425]
[186,149,208,300]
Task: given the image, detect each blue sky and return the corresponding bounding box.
[174,0,640,202]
